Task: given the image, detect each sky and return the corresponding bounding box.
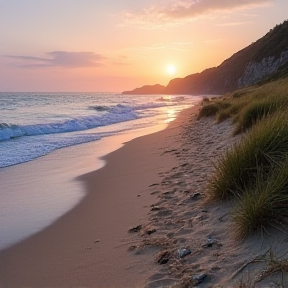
[0,0,288,92]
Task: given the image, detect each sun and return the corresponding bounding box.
[166,65,176,75]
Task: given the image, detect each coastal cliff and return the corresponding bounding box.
[238,50,288,88]
[122,84,165,95]
[122,20,288,95]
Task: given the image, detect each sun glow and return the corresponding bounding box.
[166,65,176,75]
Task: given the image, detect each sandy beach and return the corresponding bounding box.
[1,102,288,288]
[0,104,200,288]
[135,108,288,288]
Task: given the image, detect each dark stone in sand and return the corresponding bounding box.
[159,257,169,265]
[151,205,161,211]
[202,237,221,248]
[147,229,157,235]
[192,273,207,285]
[178,248,191,259]
[129,225,142,233]
[157,251,170,265]
[190,192,201,200]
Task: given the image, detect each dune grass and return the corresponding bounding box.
[233,95,288,135]
[200,76,288,237]
[216,97,251,123]
[197,103,219,119]
[197,100,231,119]
[233,161,288,239]
[209,112,288,200]
[200,78,288,132]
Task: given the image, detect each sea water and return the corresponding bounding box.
[0,92,202,250]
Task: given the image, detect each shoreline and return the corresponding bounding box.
[0,120,169,252]
[0,104,201,288]
[4,102,283,287]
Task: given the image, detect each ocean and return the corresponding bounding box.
[0,92,202,167]
[0,92,202,250]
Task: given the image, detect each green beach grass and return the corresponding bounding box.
[199,76,288,238]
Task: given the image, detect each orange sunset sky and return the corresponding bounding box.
[0,0,287,92]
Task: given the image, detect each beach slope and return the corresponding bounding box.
[0,105,201,288]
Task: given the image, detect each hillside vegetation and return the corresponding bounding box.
[198,76,288,239]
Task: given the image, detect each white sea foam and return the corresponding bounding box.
[0,93,202,167]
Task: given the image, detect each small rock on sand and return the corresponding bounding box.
[128,225,142,233]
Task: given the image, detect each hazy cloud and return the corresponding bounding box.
[6,51,105,68]
[146,42,194,50]
[112,61,132,66]
[205,38,222,43]
[216,21,251,26]
[120,41,194,55]
[124,0,273,28]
